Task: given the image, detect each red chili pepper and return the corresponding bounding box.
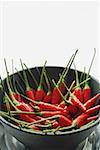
[43,92,52,103]
[83,49,96,103]
[68,95,86,113]
[59,82,66,94]
[43,69,52,103]
[58,101,66,108]
[20,59,35,104]
[52,121,59,129]
[84,93,100,109]
[57,115,72,127]
[35,61,46,101]
[9,93,23,103]
[62,106,72,120]
[73,64,83,103]
[38,102,63,111]
[16,102,35,118]
[31,124,39,131]
[52,79,78,115]
[36,111,63,118]
[51,87,62,105]
[52,50,78,105]
[4,68,36,122]
[73,113,89,128]
[67,101,78,115]
[58,81,75,109]
[64,83,86,113]
[19,114,36,123]
[26,90,35,105]
[86,115,99,123]
[85,105,100,115]
[83,84,91,103]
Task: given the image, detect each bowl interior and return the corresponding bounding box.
[0,66,100,135]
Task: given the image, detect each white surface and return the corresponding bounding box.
[0,1,99,80]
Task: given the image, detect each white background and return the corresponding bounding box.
[0,1,99,80]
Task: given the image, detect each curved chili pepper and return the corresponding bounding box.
[84,93,100,109]
[19,114,36,123]
[57,115,72,127]
[68,95,86,113]
[38,102,63,111]
[85,105,100,115]
[86,115,99,123]
[73,114,89,128]
[36,111,63,118]
[63,81,86,113]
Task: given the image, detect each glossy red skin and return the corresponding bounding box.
[38,102,63,111]
[84,93,100,110]
[62,106,72,120]
[52,121,59,128]
[67,99,78,115]
[73,88,83,103]
[58,101,66,108]
[16,102,34,118]
[73,114,89,128]
[9,93,23,102]
[58,115,72,127]
[43,93,52,103]
[85,105,100,115]
[60,82,65,93]
[31,125,39,131]
[51,87,61,105]
[35,90,46,101]
[26,90,35,101]
[86,115,99,123]
[40,111,63,118]
[19,114,36,123]
[69,95,86,113]
[83,87,91,103]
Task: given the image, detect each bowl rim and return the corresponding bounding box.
[0,66,100,136]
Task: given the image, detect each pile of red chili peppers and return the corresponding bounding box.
[0,49,100,134]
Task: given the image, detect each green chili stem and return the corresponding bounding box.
[38,61,47,90]
[20,59,30,90]
[43,69,51,92]
[12,59,18,94]
[24,63,38,87]
[15,80,25,94]
[15,68,26,85]
[73,78,90,90]
[86,48,96,79]
[27,115,60,126]
[57,54,74,87]
[65,80,75,98]
[52,79,70,106]
[74,63,80,87]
